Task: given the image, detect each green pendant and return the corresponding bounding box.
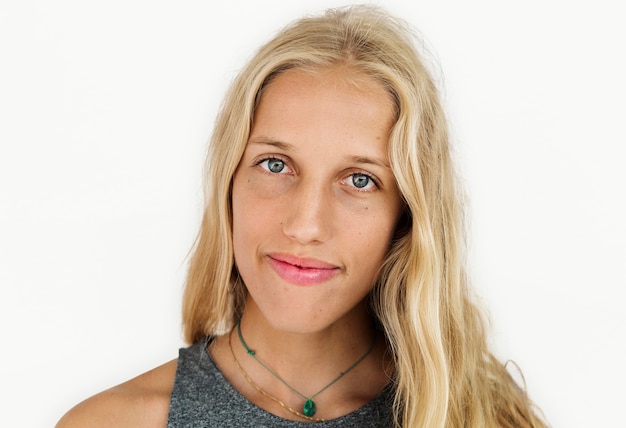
[303,399,317,417]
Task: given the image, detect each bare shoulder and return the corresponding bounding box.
[56,359,178,428]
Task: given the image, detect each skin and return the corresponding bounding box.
[231,66,403,335]
[55,360,177,427]
[57,65,403,426]
[211,66,403,420]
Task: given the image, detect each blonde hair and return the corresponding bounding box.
[183,5,546,427]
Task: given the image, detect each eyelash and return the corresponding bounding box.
[256,157,291,174]
[344,172,378,191]
[255,156,379,191]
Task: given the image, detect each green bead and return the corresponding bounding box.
[303,399,317,417]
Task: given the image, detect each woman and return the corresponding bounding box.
[58,5,546,427]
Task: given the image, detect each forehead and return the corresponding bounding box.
[257,65,395,117]
[254,67,395,135]
[247,66,397,173]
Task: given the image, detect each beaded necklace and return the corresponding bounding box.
[236,320,376,419]
[228,332,324,422]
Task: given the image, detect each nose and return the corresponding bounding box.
[282,179,332,245]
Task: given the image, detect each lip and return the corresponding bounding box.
[266,253,341,286]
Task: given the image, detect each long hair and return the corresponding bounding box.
[183,5,546,427]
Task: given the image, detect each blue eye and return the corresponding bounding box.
[260,158,286,173]
[351,173,375,189]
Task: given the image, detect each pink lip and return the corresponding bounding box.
[266,253,340,286]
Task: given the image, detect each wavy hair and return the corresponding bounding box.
[182,5,546,427]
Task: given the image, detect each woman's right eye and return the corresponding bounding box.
[258,158,289,174]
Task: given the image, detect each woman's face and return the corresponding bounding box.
[231,66,404,333]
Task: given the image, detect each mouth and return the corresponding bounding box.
[266,253,340,286]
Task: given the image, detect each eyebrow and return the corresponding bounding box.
[348,155,391,169]
[248,137,391,169]
[247,138,293,152]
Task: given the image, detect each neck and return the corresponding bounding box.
[236,297,378,391]
[217,296,392,421]
[239,297,375,368]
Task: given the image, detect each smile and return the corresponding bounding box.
[266,254,340,286]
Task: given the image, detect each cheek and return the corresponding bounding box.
[346,214,397,264]
[231,174,284,247]
[363,207,403,259]
[231,175,255,260]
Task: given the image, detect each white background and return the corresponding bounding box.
[1,1,624,426]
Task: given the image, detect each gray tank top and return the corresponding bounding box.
[167,338,395,427]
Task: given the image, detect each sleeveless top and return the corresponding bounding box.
[167,338,395,427]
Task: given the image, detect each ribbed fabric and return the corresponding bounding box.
[167,338,395,427]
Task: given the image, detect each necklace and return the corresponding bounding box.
[236,320,376,419]
[228,332,325,422]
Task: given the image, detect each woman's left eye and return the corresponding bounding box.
[347,173,377,190]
